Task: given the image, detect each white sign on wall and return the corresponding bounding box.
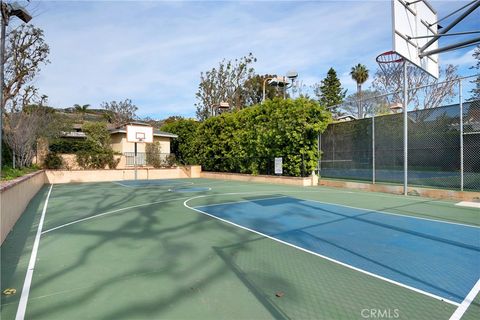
[274,157,283,175]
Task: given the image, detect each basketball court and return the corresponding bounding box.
[1,178,479,319]
[1,1,479,319]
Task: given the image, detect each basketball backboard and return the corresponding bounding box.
[392,0,439,78]
[126,125,153,143]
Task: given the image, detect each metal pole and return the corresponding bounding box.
[372,114,376,184]
[403,62,408,196]
[134,142,137,180]
[0,4,7,171]
[318,133,322,173]
[459,80,464,191]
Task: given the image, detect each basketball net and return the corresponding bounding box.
[376,51,406,108]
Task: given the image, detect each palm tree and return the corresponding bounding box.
[74,104,90,120]
[350,64,369,118]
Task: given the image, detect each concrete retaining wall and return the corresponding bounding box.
[46,166,202,184]
[201,171,317,187]
[319,179,480,201]
[0,171,47,245]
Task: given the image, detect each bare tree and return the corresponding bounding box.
[2,24,50,113]
[101,99,138,127]
[195,53,257,120]
[372,64,459,110]
[2,24,51,168]
[3,102,65,168]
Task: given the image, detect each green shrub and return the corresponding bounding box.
[44,152,64,169]
[49,138,89,153]
[146,142,162,168]
[75,122,118,169]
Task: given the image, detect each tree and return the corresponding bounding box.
[74,104,90,120]
[3,103,65,168]
[313,68,346,116]
[2,24,51,168]
[195,53,257,120]
[100,99,138,126]
[243,74,284,106]
[468,45,480,101]
[160,118,199,164]
[342,90,389,117]
[372,64,460,109]
[75,122,119,169]
[2,24,50,113]
[350,64,369,118]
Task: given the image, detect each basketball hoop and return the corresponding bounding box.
[376,51,405,88]
[376,51,406,106]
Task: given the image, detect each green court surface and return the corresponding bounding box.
[1,178,479,319]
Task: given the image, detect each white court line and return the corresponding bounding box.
[189,192,480,229]
[184,196,460,307]
[111,180,194,189]
[449,278,480,320]
[455,201,480,209]
[41,196,192,234]
[303,198,480,229]
[195,195,287,208]
[15,184,53,320]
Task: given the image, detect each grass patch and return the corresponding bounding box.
[1,165,41,181]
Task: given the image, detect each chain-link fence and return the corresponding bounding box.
[319,76,480,191]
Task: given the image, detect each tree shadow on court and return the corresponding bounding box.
[1,186,51,310]
[23,184,293,319]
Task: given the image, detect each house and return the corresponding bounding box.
[57,121,178,168]
[109,122,178,155]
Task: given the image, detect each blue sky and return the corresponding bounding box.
[16,0,480,119]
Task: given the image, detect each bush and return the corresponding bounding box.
[44,152,64,169]
[75,122,118,169]
[76,150,119,169]
[146,142,162,168]
[49,138,89,153]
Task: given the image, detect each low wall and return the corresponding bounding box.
[46,166,202,184]
[201,171,317,187]
[319,179,480,201]
[0,170,47,245]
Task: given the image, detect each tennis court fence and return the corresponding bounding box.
[319,76,480,191]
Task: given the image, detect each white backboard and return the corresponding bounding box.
[392,0,439,78]
[126,125,153,143]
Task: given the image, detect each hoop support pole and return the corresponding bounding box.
[403,62,408,196]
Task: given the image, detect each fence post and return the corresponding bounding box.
[317,133,321,174]
[372,115,376,184]
[459,80,464,191]
[403,63,408,196]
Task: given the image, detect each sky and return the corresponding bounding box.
[11,0,480,119]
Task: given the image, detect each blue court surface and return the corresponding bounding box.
[194,196,480,304]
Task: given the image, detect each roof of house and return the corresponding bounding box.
[62,121,178,139]
[109,128,178,138]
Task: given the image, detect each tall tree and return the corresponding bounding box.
[350,64,369,118]
[372,64,460,110]
[2,24,50,113]
[2,24,51,168]
[468,45,480,101]
[100,99,138,126]
[195,53,256,120]
[313,68,346,116]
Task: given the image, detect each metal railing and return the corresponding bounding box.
[124,152,175,167]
